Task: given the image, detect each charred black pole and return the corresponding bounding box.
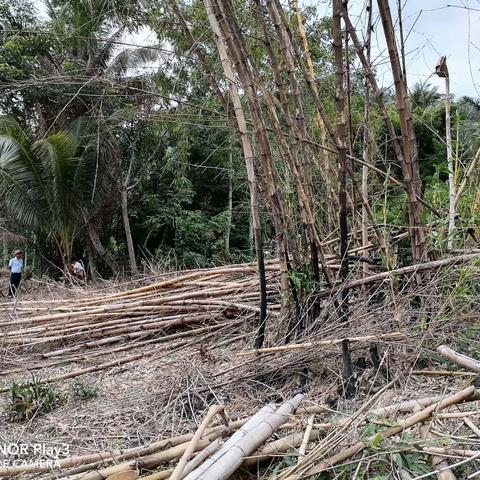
[333,0,354,396]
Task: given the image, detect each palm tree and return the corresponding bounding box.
[0,117,109,263]
[410,82,441,110]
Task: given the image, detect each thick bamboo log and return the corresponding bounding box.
[184,394,304,480]
[437,345,480,374]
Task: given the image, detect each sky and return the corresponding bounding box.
[308,0,480,99]
[34,0,480,99]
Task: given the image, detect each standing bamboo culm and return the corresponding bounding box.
[435,56,455,249]
[203,0,268,349]
[362,0,373,279]
[332,0,354,395]
[376,0,426,263]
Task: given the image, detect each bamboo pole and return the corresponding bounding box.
[184,394,304,480]
[244,429,319,467]
[170,406,225,480]
[238,332,403,356]
[342,4,426,262]
[437,345,480,373]
[292,387,475,479]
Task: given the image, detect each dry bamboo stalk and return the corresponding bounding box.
[141,439,224,480]
[21,285,245,324]
[7,314,217,347]
[170,406,225,480]
[0,335,200,392]
[244,429,319,467]
[184,394,304,480]
[464,417,480,438]
[206,0,291,302]
[425,447,480,458]
[341,4,426,261]
[64,431,227,480]
[293,387,476,479]
[42,322,229,358]
[412,370,477,377]
[329,253,480,292]
[106,471,139,480]
[370,390,480,418]
[298,416,315,461]
[418,410,457,480]
[238,332,403,355]
[72,265,264,307]
[43,428,239,480]
[437,345,480,373]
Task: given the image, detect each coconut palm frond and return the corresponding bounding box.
[410,82,441,110]
[0,116,111,260]
[107,46,162,76]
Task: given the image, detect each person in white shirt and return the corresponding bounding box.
[72,260,85,281]
[8,249,23,297]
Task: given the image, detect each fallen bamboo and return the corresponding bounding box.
[370,390,480,418]
[298,416,315,461]
[141,439,225,480]
[437,345,480,374]
[318,253,480,294]
[244,429,320,467]
[418,416,457,480]
[291,386,476,479]
[169,405,225,480]
[238,332,403,355]
[183,394,304,480]
[0,324,232,393]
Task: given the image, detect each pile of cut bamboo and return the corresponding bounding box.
[0,262,282,386]
[4,349,480,480]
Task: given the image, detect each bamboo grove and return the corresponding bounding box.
[163,0,461,387]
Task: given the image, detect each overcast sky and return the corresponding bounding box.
[309,0,480,99]
[34,0,480,99]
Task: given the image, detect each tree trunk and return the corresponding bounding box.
[86,241,98,282]
[121,186,138,275]
[87,221,118,274]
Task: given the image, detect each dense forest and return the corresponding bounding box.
[2,1,480,478]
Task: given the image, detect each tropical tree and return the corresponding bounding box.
[410,82,441,111]
[0,116,109,264]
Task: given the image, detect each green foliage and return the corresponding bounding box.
[68,381,98,401]
[0,117,110,261]
[7,378,61,421]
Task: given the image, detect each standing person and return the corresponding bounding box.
[8,249,23,297]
